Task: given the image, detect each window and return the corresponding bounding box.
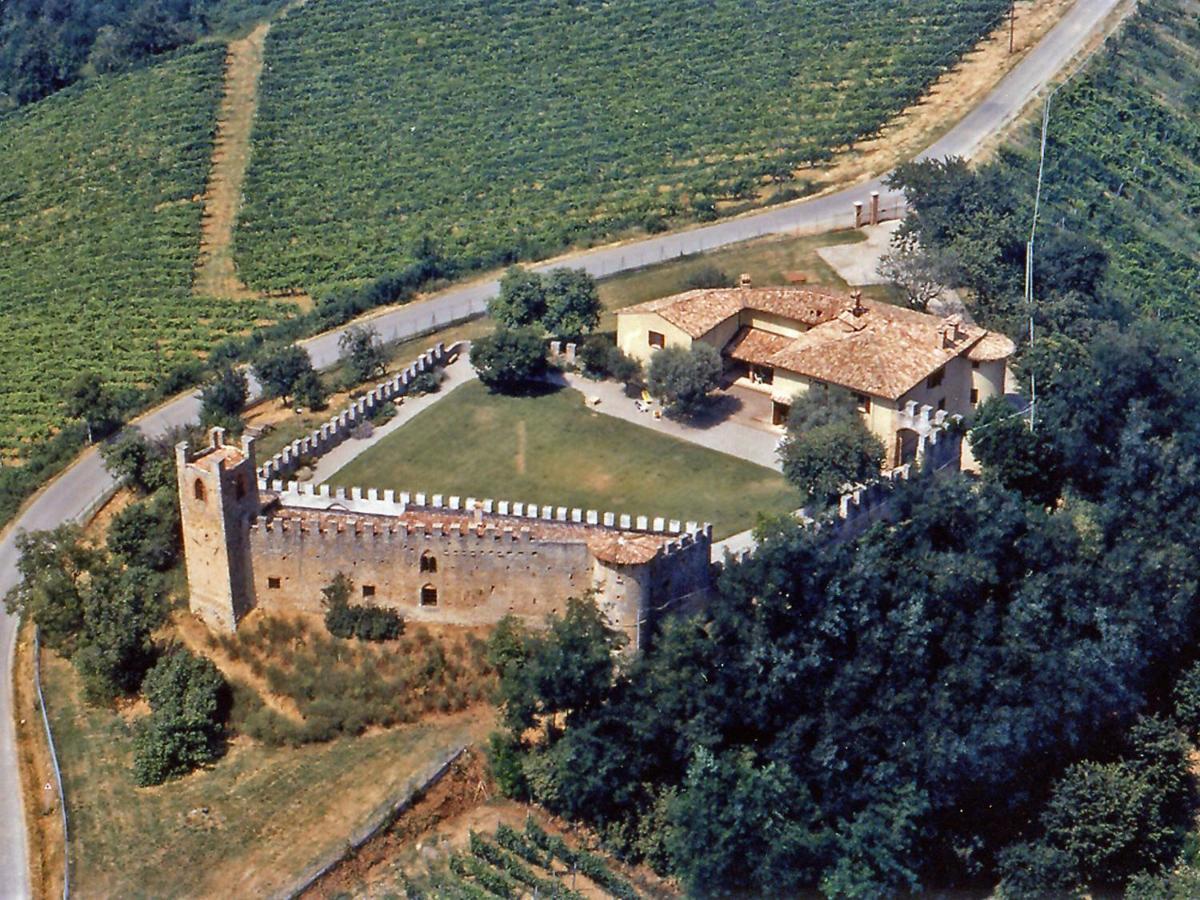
[648,331,665,349]
[267,577,281,590]
[420,584,438,607]
[971,360,981,370]
[362,584,376,599]
[937,398,946,411]
[854,393,871,414]
[750,365,774,385]
[970,388,979,405]
[194,479,207,502]
[235,474,247,500]
[419,550,437,573]
[926,368,945,390]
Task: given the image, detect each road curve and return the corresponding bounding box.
[0,0,1124,894]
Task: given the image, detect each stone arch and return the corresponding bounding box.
[420,584,438,607]
[894,428,920,467]
[194,478,207,502]
[419,550,437,573]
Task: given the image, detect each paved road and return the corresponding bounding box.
[0,1,1125,894]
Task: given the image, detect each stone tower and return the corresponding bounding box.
[176,427,260,632]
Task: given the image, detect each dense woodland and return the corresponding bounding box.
[485,3,1200,896]
[0,0,288,109]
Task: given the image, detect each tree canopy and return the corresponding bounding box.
[646,343,721,417]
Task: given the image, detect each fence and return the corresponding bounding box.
[277,745,468,900]
[32,627,70,900]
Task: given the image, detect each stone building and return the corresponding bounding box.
[616,278,1014,466]
[177,428,713,650]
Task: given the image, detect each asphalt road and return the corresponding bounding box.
[0,0,1125,894]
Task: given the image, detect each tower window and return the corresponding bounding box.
[420,584,438,607]
[419,550,437,573]
[194,479,207,502]
[362,584,376,599]
[970,388,979,405]
[267,577,281,590]
[235,474,247,500]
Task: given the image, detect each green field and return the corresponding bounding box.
[329,380,801,539]
[1011,0,1200,338]
[0,48,286,456]
[237,0,1012,293]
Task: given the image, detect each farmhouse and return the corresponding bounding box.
[177,428,712,651]
[616,278,1014,466]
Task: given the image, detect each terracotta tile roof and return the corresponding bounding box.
[616,286,847,339]
[764,300,988,399]
[620,284,1015,400]
[967,331,1017,362]
[725,327,792,366]
[587,533,666,566]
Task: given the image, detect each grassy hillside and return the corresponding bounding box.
[1018,0,1200,337]
[236,0,1012,294]
[0,47,285,456]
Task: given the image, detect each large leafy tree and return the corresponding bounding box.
[646,343,721,417]
[542,267,601,340]
[469,327,547,392]
[777,388,884,506]
[252,344,318,407]
[133,647,227,785]
[337,324,388,386]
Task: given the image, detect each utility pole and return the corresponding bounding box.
[1010,1,1016,54]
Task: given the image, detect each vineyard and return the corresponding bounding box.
[405,820,647,899]
[1014,0,1200,339]
[0,47,288,457]
[237,0,1012,294]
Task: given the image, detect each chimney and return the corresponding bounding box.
[739,273,753,289]
[938,314,963,348]
[850,290,866,317]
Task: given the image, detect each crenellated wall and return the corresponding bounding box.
[258,342,454,483]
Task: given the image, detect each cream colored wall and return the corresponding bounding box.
[739,310,806,338]
[897,356,974,419]
[616,313,695,364]
[971,360,1006,405]
[697,316,741,354]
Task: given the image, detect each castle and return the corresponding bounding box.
[176,428,713,650]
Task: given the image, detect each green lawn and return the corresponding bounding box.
[43,650,491,899]
[329,380,801,539]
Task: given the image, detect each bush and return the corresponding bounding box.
[470,327,547,391]
[778,417,884,508]
[646,343,721,416]
[681,264,734,290]
[408,369,442,395]
[321,572,404,641]
[579,336,641,384]
[132,648,226,785]
[1172,661,1200,741]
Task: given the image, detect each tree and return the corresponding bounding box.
[293,368,328,411]
[579,336,641,384]
[106,491,180,572]
[101,429,175,495]
[681,264,734,290]
[199,366,248,430]
[321,572,403,641]
[778,416,884,506]
[338,324,388,386]
[646,344,722,417]
[132,647,227,786]
[877,231,951,311]
[1171,661,1200,742]
[542,267,601,340]
[252,345,316,406]
[968,396,1062,506]
[74,566,165,704]
[490,266,546,328]
[470,327,547,391]
[65,372,119,443]
[3,525,100,652]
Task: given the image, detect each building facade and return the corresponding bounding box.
[177,428,713,650]
[617,279,1014,466]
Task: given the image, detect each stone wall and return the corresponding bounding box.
[257,342,454,483]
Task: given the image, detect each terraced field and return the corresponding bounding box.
[237,0,1013,294]
[0,47,287,456]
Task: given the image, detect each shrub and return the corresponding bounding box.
[470,327,547,391]
[408,370,442,395]
[321,572,404,641]
[681,264,734,290]
[646,343,721,416]
[579,336,642,384]
[132,648,227,785]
